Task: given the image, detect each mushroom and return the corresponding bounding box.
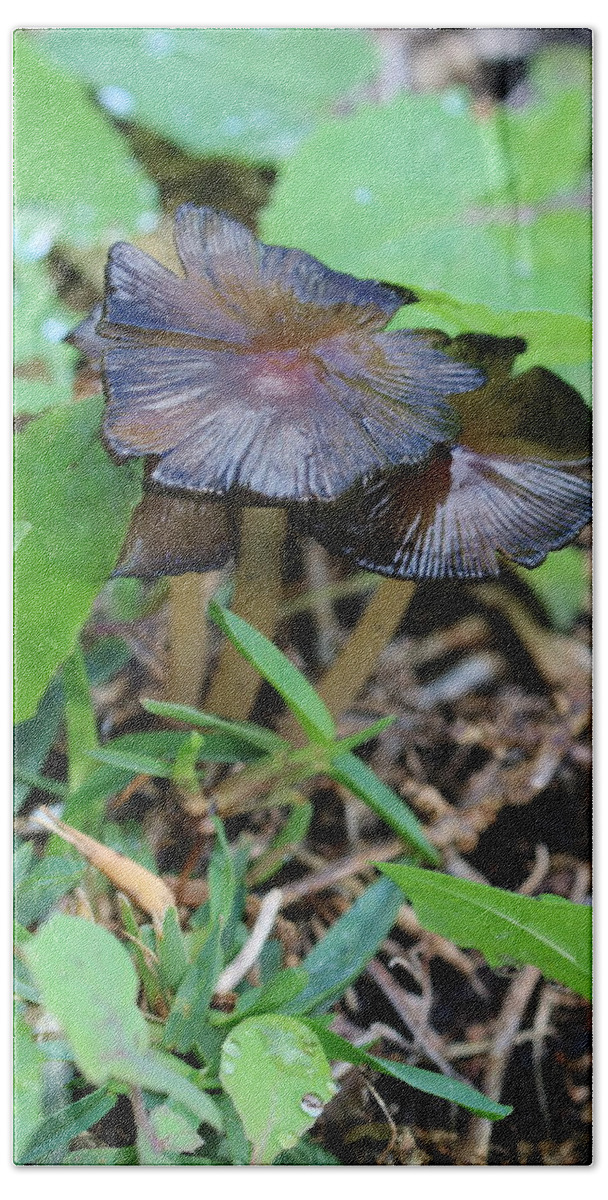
[68,302,237,706]
[302,333,591,718]
[87,204,483,717]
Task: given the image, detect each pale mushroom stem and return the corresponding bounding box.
[205,505,287,720]
[315,577,416,719]
[167,571,222,706]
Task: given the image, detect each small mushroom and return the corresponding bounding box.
[86,204,483,716]
[301,334,591,718]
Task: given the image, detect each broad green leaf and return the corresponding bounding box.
[14,396,143,722]
[209,602,335,744]
[219,1014,337,1164]
[13,1009,45,1162]
[143,697,288,755]
[519,545,589,630]
[388,284,592,374]
[15,855,85,928]
[330,752,438,863]
[262,90,591,372]
[307,1023,512,1120]
[14,841,35,888]
[25,915,150,1083]
[26,915,223,1125]
[19,1088,116,1165]
[127,1052,223,1131]
[38,28,379,162]
[14,378,74,417]
[285,875,404,1015]
[14,33,158,250]
[379,864,591,1000]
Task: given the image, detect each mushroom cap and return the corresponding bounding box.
[113,486,234,578]
[305,336,591,579]
[97,205,483,502]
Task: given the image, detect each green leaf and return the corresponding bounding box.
[87,747,177,779]
[276,1138,340,1165]
[307,1023,512,1120]
[219,1014,337,1164]
[15,855,85,928]
[25,915,223,1127]
[330,752,438,863]
[63,728,262,839]
[118,894,166,1013]
[14,639,132,814]
[14,33,158,250]
[129,1051,224,1131]
[148,1103,204,1154]
[211,967,310,1026]
[13,1008,46,1162]
[143,697,289,756]
[378,864,591,1000]
[19,1088,116,1165]
[209,602,335,744]
[62,1146,137,1165]
[247,801,313,885]
[14,257,78,377]
[37,28,379,162]
[157,906,190,991]
[262,90,590,372]
[14,395,143,722]
[63,643,99,793]
[14,678,64,813]
[388,285,592,374]
[519,545,589,630]
[335,715,396,751]
[285,875,404,1015]
[164,922,223,1055]
[26,915,151,1083]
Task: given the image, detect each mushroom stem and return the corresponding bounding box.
[205,505,287,720]
[314,577,416,719]
[167,571,221,706]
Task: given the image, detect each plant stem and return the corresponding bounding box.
[167,571,221,707]
[205,506,287,720]
[286,578,416,734]
[180,745,327,819]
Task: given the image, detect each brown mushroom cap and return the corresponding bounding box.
[95,204,484,502]
[113,486,234,578]
[304,335,591,579]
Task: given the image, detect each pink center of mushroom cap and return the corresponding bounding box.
[248,348,315,402]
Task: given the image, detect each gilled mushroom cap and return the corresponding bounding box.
[305,335,591,579]
[96,204,484,502]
